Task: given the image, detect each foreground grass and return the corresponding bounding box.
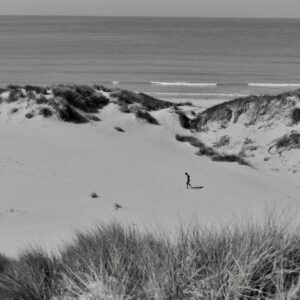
[1,213,300,299]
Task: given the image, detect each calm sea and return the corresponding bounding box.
[0,16,299,103]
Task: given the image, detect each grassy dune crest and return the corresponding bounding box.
[1,212,300,299]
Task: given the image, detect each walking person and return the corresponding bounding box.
[185,172,192,189]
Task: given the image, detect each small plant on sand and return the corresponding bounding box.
[10,107,19,114]
[115,126,125,132]
[214,135,231,147]
[114,203,122,210]
[25,111,35,119]
[90,192,99,199]
[244,137,254,145]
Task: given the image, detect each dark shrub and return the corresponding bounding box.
[74,85,94,95]
[178,113,191,129]
[197,146,217,157]
[291,108,300,124]
[111,90,135,105]
[111,90,173,111]
[7,90,20,103]
[269,131,300,154]
[25,112,34,119]
[211,154,250,166]
[137,93,173,111]
[39,107,53,118]
[7,84,21,90]
[119,104,132,113]
[176,102,193,107]
[53,86,109,113]
[135,110,160,125]
[53,88,81,107]
[175,134,205,148]
[36,95,49,105]
[93,85,112,93]
[58,103,88,124]
[24,85,47,94]
[89,94,109,109]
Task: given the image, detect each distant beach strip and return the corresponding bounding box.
[109,81,300,88]
[151,82,300,88]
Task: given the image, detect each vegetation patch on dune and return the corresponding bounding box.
[52,85,109,113]
[110,89,173,112]
[177,111,192,129]
[0,84,179,125]
[213,135,231,148]
[176,134,250,165]
[211,153,251,165]
[135,109,160,125]
[0,84,111,124]
[190,90,300,131]
[1,214,300,299]
[269,131,300,155]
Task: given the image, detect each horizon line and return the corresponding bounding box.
[0,14,299,20]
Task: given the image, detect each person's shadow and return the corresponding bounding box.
[191,186,204,190]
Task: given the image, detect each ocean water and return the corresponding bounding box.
[0,16,299,103]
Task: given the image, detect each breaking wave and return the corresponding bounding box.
[149,92,248,97]
[151,82,217,87]
[248,83,300,87]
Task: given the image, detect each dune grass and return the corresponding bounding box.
[135,110,160,125]
[1,211,300,299]
[175,134,250,166]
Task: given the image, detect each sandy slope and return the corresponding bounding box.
[0,101,299,256]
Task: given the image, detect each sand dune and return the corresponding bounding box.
[0,85,299,256]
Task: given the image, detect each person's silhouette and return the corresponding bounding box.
[185,172,192,189]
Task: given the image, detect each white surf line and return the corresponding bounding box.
[151,81,217,87]
[248,83,300,87]
[147,92,249,97]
